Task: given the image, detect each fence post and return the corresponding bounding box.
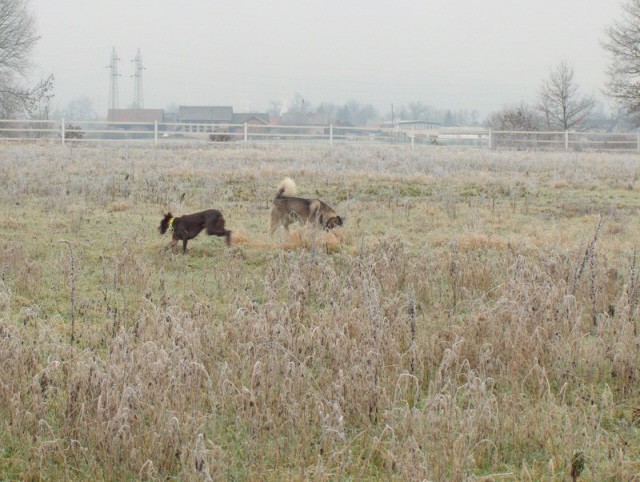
[410,133,414,151]
[329,124,333,146]
[488,129,492,150]
[244,122,248,143]
[154,121,158,145]
[61,119,65,145]
[565,130,569,152]
[637,131,639,153]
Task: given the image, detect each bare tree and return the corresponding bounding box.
[337,99,378,126]
[54,96,97,121]
[486,103,541,131]
[287,93,310,114]
[603,0,640,124]
[400,102,435,121]
[0,0,53,118]
[316,102,338,119]
[443,109,480,126]
[536,62,594,130]
[267,100,283,117]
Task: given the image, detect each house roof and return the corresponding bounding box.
[281,112,329,126]
[178,106,233,122]
[231,113,269,125]
[108,109,164,123]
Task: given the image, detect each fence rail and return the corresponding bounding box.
[0,118,638,152]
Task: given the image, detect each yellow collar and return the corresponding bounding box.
[168,217,174,228]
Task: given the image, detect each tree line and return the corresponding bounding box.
[265,94,481,128]
[2,0,640,131]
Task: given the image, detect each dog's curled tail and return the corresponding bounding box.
[275,177,297,199]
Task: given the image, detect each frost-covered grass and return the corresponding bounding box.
[0,142,639,480]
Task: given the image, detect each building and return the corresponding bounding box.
[176,106,269,135]
[107,109,165,125]
[272,112,330,137]
[231,113,269,125]
[380,119,441,130]
[178,106,233,127]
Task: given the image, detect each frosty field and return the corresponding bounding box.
[0,143,639,480]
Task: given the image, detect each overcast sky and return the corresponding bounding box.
[30,0,621,119]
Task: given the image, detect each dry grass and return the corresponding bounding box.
[0,143,639,480]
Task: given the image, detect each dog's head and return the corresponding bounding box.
[159,212,174,234]
[324,215,343,230]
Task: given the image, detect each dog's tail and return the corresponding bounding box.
[159,212,173,234]
[275,177,297,199]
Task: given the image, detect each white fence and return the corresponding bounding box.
[0,118,638,151]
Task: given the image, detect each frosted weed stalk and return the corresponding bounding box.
[59,239,76,342]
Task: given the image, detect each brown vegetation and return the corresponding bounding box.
[0,143,639,480]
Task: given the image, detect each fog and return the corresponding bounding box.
[30,0,620,120]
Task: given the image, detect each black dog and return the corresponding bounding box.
[159,210,231,253]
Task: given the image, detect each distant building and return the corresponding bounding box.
[178,106,233,125]
[381,119,440,130]
[231,113,269,125]
[177,106,269,134]
[163,111,178,123]
[280,112,330,126]
[273,112,330,137]
[229,113,270,137]
[107,109,164,124]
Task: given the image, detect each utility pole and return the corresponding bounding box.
[131,48,145,109]
[107,47,120,111]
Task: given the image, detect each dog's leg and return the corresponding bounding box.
[165,239,178,251]
[206,216,231,246]
[182,239,188,253]
[283,213,295,231]
[268,210,279,236]
[308,202,323,228]
[209,229,232,246]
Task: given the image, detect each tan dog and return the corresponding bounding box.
[269,178,343,235]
